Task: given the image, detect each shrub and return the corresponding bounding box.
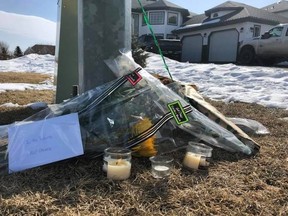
[131,36,149,68]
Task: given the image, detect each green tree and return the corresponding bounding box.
[131,36,149,68]
[14,46,23,57]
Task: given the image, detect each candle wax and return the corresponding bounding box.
[152,165,170,178]
[183,152,203,170]
[107,159,131,180]
[103,156,117,172]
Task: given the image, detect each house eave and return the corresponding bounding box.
[132,7,189,16]
[173,17,280,34]
[205,7,243,16]
[273,8,288,13]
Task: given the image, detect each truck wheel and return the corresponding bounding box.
[238,47,255,65]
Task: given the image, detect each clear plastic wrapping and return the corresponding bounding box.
[0,52,257,173]
[228,118,270,135]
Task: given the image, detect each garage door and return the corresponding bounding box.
[181,35,203,63]
[209,29,238,62]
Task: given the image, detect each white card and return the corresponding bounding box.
[8,113,84,173]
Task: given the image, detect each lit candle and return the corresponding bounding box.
[103,156,116,172]
[183,152,206,170]
[107,159,131,180]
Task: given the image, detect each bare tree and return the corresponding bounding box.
[0,41,9,60]
[0,41,9,51]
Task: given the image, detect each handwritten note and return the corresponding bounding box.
[8,113,84,173]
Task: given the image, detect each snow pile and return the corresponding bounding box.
[0,54,55,74]
[0,54,56,93]
[145,53,288,110]
[0,53,288,110]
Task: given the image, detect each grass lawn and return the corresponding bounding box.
[0,72,51,84]
[0,72,287,215]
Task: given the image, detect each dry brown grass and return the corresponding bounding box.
[0,72,51,84]
[0,90,54,106]
[0,72,54,124]
[0,74,288,215]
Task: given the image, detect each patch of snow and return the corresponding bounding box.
[0,83,55,92]
[1,53,288,110]
[0,54,55,74]
[0,103,21,108]
[27,102,48,110]
[145,53,288,110]
[0,102,48,109]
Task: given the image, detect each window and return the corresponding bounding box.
[154,34,164,39]
[269,27,283,37]
[142,14,147,26]
[212,13,219,18]
[253,25,261,37]
[166,34,179,39]
[167,12,178,25]
[149,11,165,25]
[132,14,139,36]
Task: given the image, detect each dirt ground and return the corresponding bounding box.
[0,73,287,215]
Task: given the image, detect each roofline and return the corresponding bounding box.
[205,6,244,16]
[132,7,190,16]
[262,1,288,13]
[268,8,288,13]
[173,17,280,34]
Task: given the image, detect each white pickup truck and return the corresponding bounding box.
[238,23,288,65]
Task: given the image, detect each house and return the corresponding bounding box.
[262,0,288,18]
[24,44,55,55]
[173,1,288,63]
[131,0,191,39]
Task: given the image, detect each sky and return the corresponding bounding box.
[0,0,58,22]
[0,0,283,52]
[170,0,279,14]
[0,11,56,52]
[0,53,287,111]
[0,0,280,21]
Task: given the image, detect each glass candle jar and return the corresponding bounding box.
[149,155,174,179]
[183,142,213,170]
[103,147,132,180]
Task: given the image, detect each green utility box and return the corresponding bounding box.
[55,0,131,103]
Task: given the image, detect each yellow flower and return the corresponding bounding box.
[131,118,157,157]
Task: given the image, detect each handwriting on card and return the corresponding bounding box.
[25,135,53,145]
[8,113,84,173]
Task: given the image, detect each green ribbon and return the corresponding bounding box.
[137,0,174,81]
